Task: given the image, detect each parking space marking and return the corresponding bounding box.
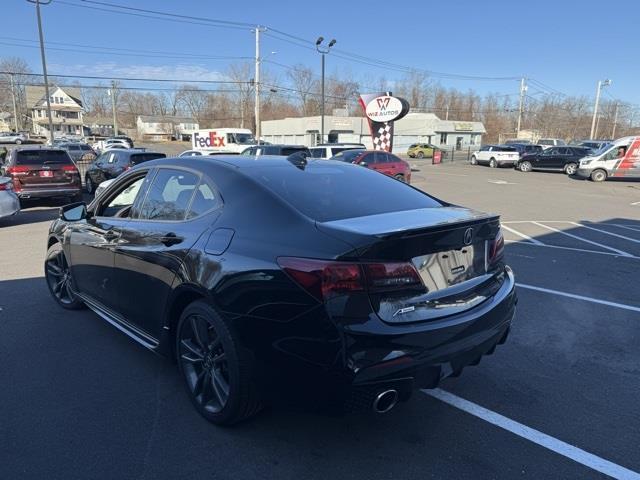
[532,222,633,257]
[631,201,640,206]
[607,224,640,234]
[423,389,640,480]
[502,225,544,245]
[505,240,640,260]
[516,283,640,313]
[571,222,640,244]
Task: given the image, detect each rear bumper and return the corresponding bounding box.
[339,267,516,409]
[496,159,517,166]
[16,187,81,199]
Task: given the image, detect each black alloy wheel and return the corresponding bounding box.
[177,301,261,425]
[45,243,85,309]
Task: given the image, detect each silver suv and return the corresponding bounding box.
[0,132,27,145]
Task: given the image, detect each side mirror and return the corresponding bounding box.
[59,202,88,222]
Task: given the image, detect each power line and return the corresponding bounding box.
[0,70,251,85]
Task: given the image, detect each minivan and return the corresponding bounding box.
[576,136,640,181]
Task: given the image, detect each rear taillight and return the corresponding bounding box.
[278,258,363,301]
[488,228,505,267]
[0,182,12,191]
[6,166,29,175]
[278,257,424,302]
[362,262,422,290]
[62,165,78,173]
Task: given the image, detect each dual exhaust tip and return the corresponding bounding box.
[372,389,399,413]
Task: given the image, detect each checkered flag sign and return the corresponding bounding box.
[358,92,410,152]
[372,123,393,151]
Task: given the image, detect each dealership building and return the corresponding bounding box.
[260,112,486,153]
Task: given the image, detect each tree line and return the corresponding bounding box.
[1,56,637,142]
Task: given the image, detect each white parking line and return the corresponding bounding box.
[532,222,633,257]
[607,224,640,234]
[505,240,640,260]
[502,225,544,245]
[571,222,640,244]
[423,389,640,480]
[516,283,640,313]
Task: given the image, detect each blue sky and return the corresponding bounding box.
[6,0,640,105]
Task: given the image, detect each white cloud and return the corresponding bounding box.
[50,62,224,82]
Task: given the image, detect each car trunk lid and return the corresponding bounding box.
[13,150,78,190]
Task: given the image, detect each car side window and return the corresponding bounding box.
[106,152,118,164]
[137,169,200,221]
[187,181,223,219]
[99,176,147,218]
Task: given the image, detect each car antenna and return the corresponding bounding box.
[286,152,308,170]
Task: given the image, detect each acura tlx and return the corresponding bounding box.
[45,155,516,425]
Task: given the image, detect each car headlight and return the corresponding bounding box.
[581,159,592,166]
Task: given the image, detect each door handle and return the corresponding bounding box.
[158,232,183,246]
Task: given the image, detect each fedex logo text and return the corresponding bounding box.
[194,131,226,148]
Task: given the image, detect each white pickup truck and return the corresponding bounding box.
[470,145,519,168]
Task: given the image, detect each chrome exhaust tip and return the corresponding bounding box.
[372,389,398,413]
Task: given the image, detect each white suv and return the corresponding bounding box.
[309,143,365,159]
[537,138,566,150]
[470,145,519,168]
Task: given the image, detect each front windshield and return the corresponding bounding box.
[592,143,612,156]
[229,133,256,145]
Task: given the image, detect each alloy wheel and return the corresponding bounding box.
[45,249,77,306]
[519,162,531,172]
[565,163,577,175]
[179,314,230,414]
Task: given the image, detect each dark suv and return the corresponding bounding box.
[85,149,166,193]
[509,143,543,158]
[515,146,593,174]
[240,144,310,157]
[0,147,81,202]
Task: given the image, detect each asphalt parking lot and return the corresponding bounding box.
[1,161,639,479]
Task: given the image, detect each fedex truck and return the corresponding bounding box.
[192,128,256,154]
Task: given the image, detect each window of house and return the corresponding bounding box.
[440,133,448,145]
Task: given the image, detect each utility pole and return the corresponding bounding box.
[315,37,336,144]
[590,79,611,140]
[108,81,118,136]
[9,74,19,132]
[254,26,265,144]
[611,102,619,139]
[516,77,527,138]
[28,0,55,143]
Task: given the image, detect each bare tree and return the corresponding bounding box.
[286,64,317,116]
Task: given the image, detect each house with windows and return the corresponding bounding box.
[26,85,84,138]
[136,115,199,141]
[260,112,485,153]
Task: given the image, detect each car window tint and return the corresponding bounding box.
[69,145,80,151]
[281,147,308,156]
[138,169,199,221]
[106,152,118,164]
[251,164,443,222]
[100,177,146,217]
[16,150,72,165]
[309,149,324,158]
[80,145,92,151]
[187,181,222,219]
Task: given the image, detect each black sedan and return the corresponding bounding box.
[515,146,592,174]
[84,149,165,194]
[45,155,516,425]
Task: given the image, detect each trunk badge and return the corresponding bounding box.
[451,265,466,274]
[393,306,415,317]
[463,227,474,245]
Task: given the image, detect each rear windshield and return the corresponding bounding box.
[249,163,443,222]
[16,150,72,165]
[129,153,166,165]
[497,146,517,152]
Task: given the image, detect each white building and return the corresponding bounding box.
[261,112,486,153]
[136,115,199,141]
[26,85,84,138]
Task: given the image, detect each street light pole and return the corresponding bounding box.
[590,79,611,140]
[315,37,336,144]
[108,81,118,136]
[9,74,19,132]
[28,0,55,143]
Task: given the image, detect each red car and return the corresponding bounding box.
[0,147,82,203]
[330,149,412,183]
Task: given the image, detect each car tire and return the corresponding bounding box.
[44,242,86,310]
[394,174,405,182]
[564,163,578,175]
[85,176,94,194]
[416,151,424,159]
[519,161,532,172]
[176,300,262,426]
[489,158,497,168]
[590,169,607,182]
[15,139,22,145]
[470,156,477,165]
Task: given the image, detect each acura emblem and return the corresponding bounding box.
[463,228,473,245]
